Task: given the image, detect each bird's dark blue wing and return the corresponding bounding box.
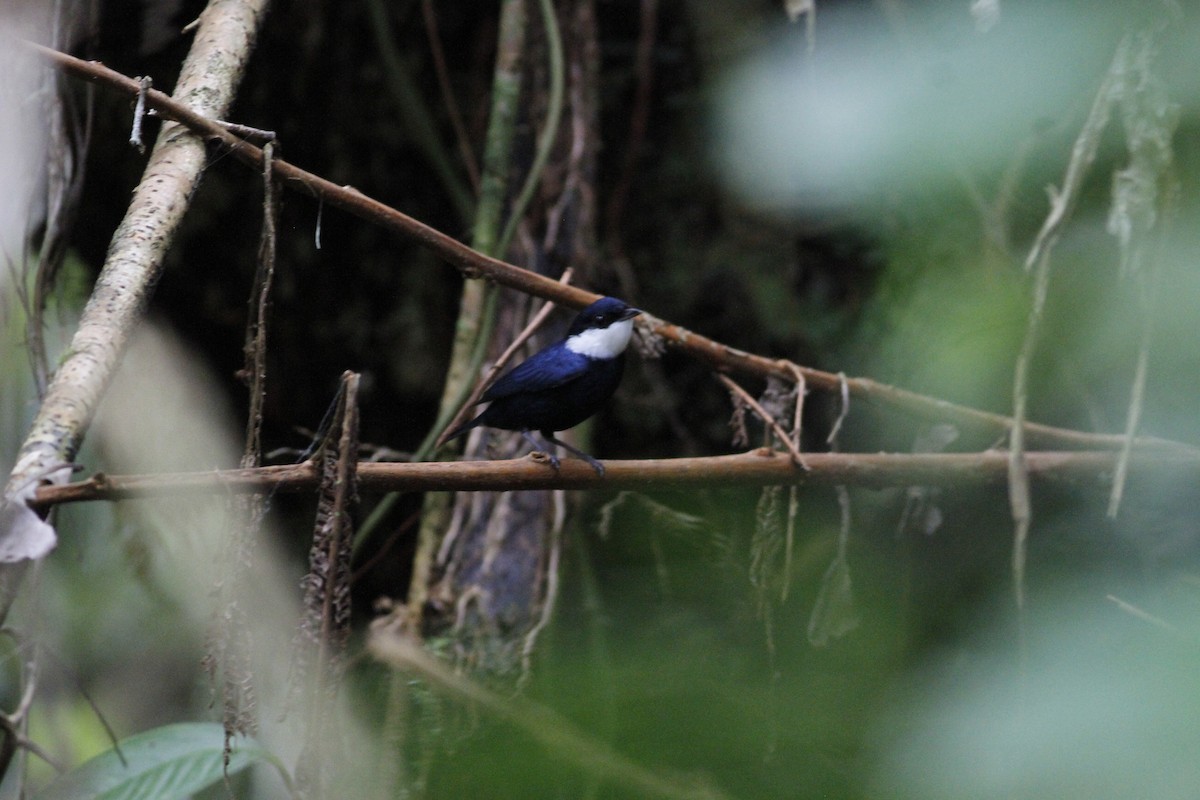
[481,344,590,400]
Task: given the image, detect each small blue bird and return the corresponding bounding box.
[442,296,642,475]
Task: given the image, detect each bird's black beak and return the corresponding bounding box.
[620,307,642,321]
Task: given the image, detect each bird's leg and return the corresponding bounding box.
[541,431,605,476]
[519,430,560,470]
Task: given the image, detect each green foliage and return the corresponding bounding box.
[32,723,284,800]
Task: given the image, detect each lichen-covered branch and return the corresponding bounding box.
[2,0,272,563]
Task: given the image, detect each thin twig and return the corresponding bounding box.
[518,490,565,688]
[834,484,851,562]
[128,75,151,152]
[349,510,420,585]
[362,0,474,220]
[0,719,64,775]
[26,42,1200,458]
[1106,26,1178,518]
[716,374,807,469]
[36,642,127,767]
[1105,594,1179,633]
[420,0,479,190]
[1023,38,1127,272]
[435,269,575,448]
[782,364,806,602]
[826,372,850,446]
[240,141,278,469]
[213,118,276,142]
[1108,278,1156,518]
[1011,37,1128,614]
[314,194,323,250]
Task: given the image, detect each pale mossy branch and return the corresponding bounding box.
[1,0,272,568]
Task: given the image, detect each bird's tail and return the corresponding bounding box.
[435,415,482,449]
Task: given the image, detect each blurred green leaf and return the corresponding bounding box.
[33,722,285,800]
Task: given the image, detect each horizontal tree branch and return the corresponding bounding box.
[27,43,1199,457]
[30,449,1200,509]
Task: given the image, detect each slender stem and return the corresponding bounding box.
[420,0,480,190]
[25,41,1200,459]
[363,0,475,221]
[435,270,574,449]
[496,0,565,256]
[369,632,734,800]
[1009,37,1128,614]
[716,374,807,468]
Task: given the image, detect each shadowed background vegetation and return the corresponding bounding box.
[4,1,1200,798]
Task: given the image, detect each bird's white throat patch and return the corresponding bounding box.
[565,318,634,359]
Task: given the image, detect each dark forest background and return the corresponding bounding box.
[4,1,1200,798]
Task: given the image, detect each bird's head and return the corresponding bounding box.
[564,297,642,359]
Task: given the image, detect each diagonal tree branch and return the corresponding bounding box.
[1,3,272,565]
[22,41,1200,464]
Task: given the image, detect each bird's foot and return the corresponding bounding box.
[531,450,561,471]
[530,450,604,476]
[539,433,606,476]
[580,454,605,476]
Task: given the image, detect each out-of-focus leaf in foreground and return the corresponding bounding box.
[33,722,285,800]
[712,5,1123,212]
[871,587,1200,799]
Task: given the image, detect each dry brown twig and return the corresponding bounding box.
[23,42,1199,461]
[419,0,480,190]
[716,374,808,469]
[11,40,1200,553]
